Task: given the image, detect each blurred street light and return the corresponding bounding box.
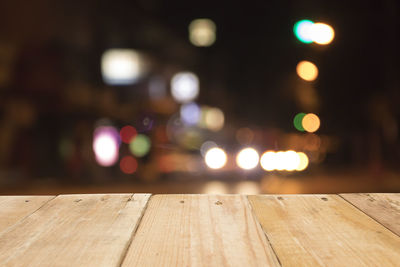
[189,19,216,47]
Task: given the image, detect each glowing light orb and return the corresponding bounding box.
[260,151,276,171]
[296,61,318,81]
[204,147,227,169]
[93,127,120,166]
[310,23,335,45]
[171,72,199,103]
[180,102,201,125]
[302,113,320,133]
[189,19,216,47]
[294,20,314,43]
[296,152,309,171]
[129,134,151,157]
[204,107,224,131]
[274,151,286,171]
[120,125,137,144]
[294,113,306,131]
[120,156,138,174]
[101,49,145,85]
[283,150,301,171]
[236,148,259,170]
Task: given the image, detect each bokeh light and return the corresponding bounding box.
[129,134,151,157]
[302,113,320,133]
[274,151,286,171]
[101,49,145,85]
[296,61,318,81]
[296,152,309,171]
[204,147,227,169]
[93,126,120,166]
[293,113,306,132]
[120,156,138,174]
[293,20,314,43]
[180,102,201,126]
[204,107,224,131]
[120,125,137,144]
[260,151,276,171]
[283,150,301,171]
[189,19,216,47]
[236,148,259,170]
[171,72,199,103]
[310,23,335,45]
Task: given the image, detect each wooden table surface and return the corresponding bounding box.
[0,194,399,266]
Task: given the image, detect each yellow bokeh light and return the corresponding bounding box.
[296,152,309,171]
[189,19,216,47]
[236,148,259,170]
[311,23,335,45]
[260,151,276,171]
[283,150,301,171]
[204,107,224,131]
[302,113,320,133]
[296,61,318,81]
[204,147,227,169]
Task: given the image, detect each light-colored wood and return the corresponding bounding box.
[248,194,400,267]
[122,194,280,266]
[0,196,54,233]
[0,194,150,267]
[340,193,400,236]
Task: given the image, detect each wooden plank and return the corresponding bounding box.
[0,196,54,233]
[121,194,280,266]
[0,193,150,267]
[248,194,400,267]
[340,193,400,236]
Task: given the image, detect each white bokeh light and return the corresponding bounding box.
[171,72,199,103]
[205,147,227,169]
[101,49,145,85]
[260,151,276,171]
[283,150,301,171]
[93,127,119,166]
[310,23,335,45]
[236,148,259,170]
[180,102,201,125]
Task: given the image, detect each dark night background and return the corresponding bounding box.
[0,0,399,194]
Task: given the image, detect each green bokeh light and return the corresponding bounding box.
[293,20,314,43]
[129,134,151,157]
[293,113,306,131]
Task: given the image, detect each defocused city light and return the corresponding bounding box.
[101,49,145,85]
[200,141,217,157]
[171,72,199,103]
[296,61,318,81]
[180,102,201,126]
[296,152,309,171]
[236,148,259,170]
[129,134,151,157]
[120,125,137,144]
[302,113,320,133]
[93,126,120,166]
[293,112,306,131]
[204,147,227,169]
[310,23,335,45]
[260,151,276,171]
[283,150,301,171]
[293,20,314,43]
[274,151,286,171]
[120,155,138,174]
[149,76,167,100]
[189,19,216,47]
[204,107,224,131]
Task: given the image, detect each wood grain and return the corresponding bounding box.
[340,193,400,236]
[248,194,400,267]
[122,194,280,266]
[0,194,150,267]
[0,196,54,233]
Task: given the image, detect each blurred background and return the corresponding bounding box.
[0,0,399,195]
